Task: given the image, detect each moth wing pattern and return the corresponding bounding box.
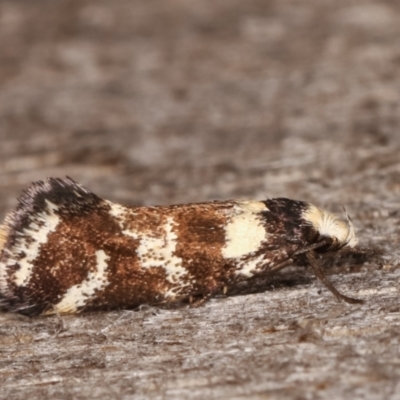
[0,177,361,315]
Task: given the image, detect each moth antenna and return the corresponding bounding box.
[340,203,357,248]
[306,251,363,304]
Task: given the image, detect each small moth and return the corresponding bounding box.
[0,177,362,316]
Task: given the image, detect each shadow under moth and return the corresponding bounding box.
[0,177,362,316]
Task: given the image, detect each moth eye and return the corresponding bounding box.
[313,235,336,253]
[328,237,347,251]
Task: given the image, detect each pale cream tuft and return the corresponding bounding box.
[303,204,357,248]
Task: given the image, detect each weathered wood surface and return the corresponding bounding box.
[1,1,400,398]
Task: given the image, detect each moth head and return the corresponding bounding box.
[303,204,357,251]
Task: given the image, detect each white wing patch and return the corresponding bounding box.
[50,249,110,314]
[111,208,188,284]
[11,200,61,287]
[236,254,268,278]
[222,203,267,259]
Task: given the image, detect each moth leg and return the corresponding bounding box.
[293,240,329,255]
[268,241,329,273]
[306,251,363,304]
[188,292,213,308]
[268,258,295,273]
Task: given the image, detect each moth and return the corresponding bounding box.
[0,177,362,316]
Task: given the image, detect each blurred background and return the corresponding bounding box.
[1,0,400,224]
